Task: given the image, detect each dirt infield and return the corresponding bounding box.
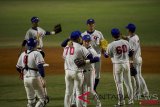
[0,46,159,75]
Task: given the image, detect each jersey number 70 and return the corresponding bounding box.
[65,47,75,55]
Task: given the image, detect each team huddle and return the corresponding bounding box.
[16,17,149,107]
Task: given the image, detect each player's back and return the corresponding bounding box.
[107,39,130,64]
[17,50,44,77]
[63,42,89,72]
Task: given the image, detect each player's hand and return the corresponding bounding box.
[19,72,23,80]
[101,49,109,58]
[54,24,62,34]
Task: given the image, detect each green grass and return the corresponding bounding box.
[0,73,160,107]
[0,0,160,47]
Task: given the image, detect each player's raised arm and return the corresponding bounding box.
[45,24,62,35]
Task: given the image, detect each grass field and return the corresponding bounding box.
[0,0,160,47]
[0,73,160,107]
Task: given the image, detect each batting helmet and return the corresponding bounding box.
[31,16,39,23]
[70,31,81,40]
[111,28,120,38]
[86,18,95,24]
[126,23,136,33]
[27,38,37,49]
[82,35,91,41]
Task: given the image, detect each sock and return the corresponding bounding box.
[94,79,99,91]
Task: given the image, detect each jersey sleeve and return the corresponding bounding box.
[81,46,90,58]
[106,44,113,57]
[35,52,45,65]
[129,39,136,51]
[89,47,98,57]
[96,31,104,45]
[38,27,46,37]
[24,30,30,40]
[16,53,23,69]
[99,31,104,40]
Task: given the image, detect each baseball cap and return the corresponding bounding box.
[82,35,91,41]
[111,28,120,38]
[86,18,95,24]
[31,16,39,23]
[126,23,136,32]
[27,38,37,48]
[70,31,81,40]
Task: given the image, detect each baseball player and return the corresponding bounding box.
[82,18,108,92]
[82,35,101,107]
[63,31,101,107]
[21,16,62,57]
[16,38,48,107]
[106,28,134,106]
[125,23,149,98]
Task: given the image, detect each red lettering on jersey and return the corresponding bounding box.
[93,36,99,40]
[116,45,127,54]
[65,47,75,55]
[23,55,28,65]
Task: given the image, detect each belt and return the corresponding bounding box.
[83,69,91,72]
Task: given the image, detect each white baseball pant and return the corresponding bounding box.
[64,70,84,107]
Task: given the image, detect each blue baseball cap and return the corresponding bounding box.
[126,23,136,33]
[31,16,39,23]
[70,31,81,40]
[27,38,37,49]
[86,18,95,24]
[82,35,91,41]
[111,28,120,38]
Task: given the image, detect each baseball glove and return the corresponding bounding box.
[74,58,86,68]
[100,39,108,52]
[130,66,137,76]
[54,24,62,34]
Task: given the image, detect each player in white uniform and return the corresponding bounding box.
[82,35,101,107]
[63,31,102,107]
[106,28,134,106]
[16,38,48,107]
[125,23,149,98]
[82,18,108,92]
[63,31,90,107]
[21,16,62,57]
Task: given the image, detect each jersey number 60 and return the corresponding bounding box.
[116,45,127,54]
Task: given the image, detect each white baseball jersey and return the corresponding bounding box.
[63,42,90,72]
[84,46,98,70]
[25,27,46,48]
[128,34,141,63]
[107,39,131,64]
[82,30,104,55]
[16,50,45,77]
